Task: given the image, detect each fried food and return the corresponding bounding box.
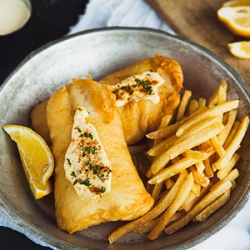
[46,78,154,233]
[99,54,183,145]
[30,98,51,146]
[109,81,249,243]
[31,54,183,146]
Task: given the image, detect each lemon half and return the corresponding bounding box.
[3,125,54,199]
[217,0,250,37]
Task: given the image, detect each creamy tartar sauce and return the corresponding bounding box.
[64,107,112,198]
[0,0,31,36]
[111,71,165,107]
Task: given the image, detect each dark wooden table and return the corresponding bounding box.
[146,0,250,87]
[0,1,88,249]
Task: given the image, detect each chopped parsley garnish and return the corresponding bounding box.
[141,80,154,95]
[86,159,91,165]
[135,78,141,83]
[80,132,94,140]
[82,146,97,156]
[100,186,106,193]
[93,165,100,175]
[121,85,130,91]
[70,171,77,178]
[97,174,104,182]
[66,158,71,165]
[81,178,91,186]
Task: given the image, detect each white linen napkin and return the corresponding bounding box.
[1,0,249,249]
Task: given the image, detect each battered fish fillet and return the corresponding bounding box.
[99,53,183,145]
[30,98,51,146]
[31,54,183,146]
[46,78,154,233]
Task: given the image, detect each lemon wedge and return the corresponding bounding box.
[3,125,54,199]
[228,41,250,58]
[217,1,250,37]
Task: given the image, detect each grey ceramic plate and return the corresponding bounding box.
[0,28,249,250]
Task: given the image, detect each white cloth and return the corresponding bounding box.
[67,0,175,35]
[1,0,249,249]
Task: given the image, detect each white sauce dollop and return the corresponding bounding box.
[64,107,112,199]
[0,0,31,36]
[111,71,165,107]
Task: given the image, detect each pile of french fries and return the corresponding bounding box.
[109,81,249,243]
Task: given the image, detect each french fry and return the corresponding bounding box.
[176,90,192,122]
[203,157,214,178]
[178,181,201,212]
[211,168,239,191]
[173,116,221,145]
[176,100,239,137]
[198,97,207,107]
[207,81,228,108]
[166,122,224,160]
[191,182,201,197]
[198,140,215,155]
[217,110,237,145]
[108,171,188,243]
[146,107,206,140]
[165,178,175,190]
[147,134,177,157]
[147,173,194,240]
[230,180,236,190]
[189,99,199,115]
[134,211,186,234]
[213,116,249,170]
[168,210,186,223]
[223,121,240,149]
[151,182,164,203]
[153,114,174,146]
[189,165,210,187]
[183,149,208,160]
[217,85,227,105]
[133,218,160,234]
[195,160,205,173]
[146,122,179,140]
[110,81,249,243]
[148,152,210,185]
[217,153,240,180]
[159,114,173,128]
[184,183,213,212]
[194,189,230,222]
[210,135,226,158]
[171,155,182,164]
[164,180,232,234]
[178,191,197,211]
[146,151,170,177]
[222,111,229,125]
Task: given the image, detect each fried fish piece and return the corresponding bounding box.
[46,78,154,233]
[30,98,51,146]
[31,54,183,146]
[99,54,183,145]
